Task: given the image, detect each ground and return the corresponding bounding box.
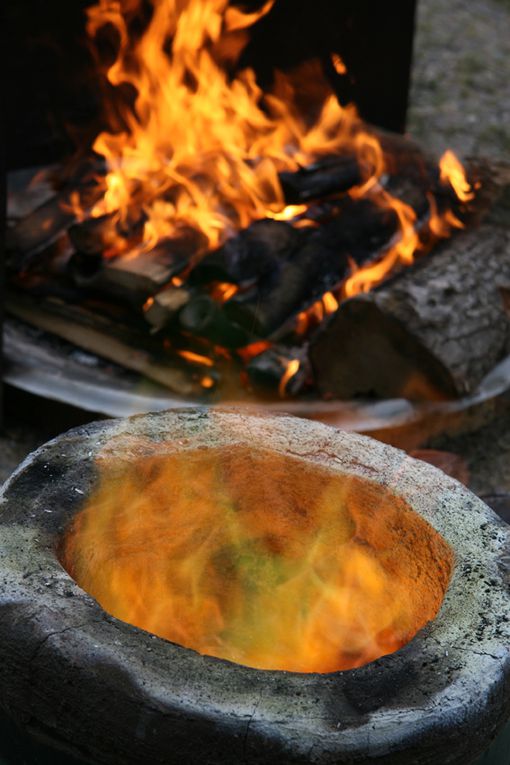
[409,0,510,159]
[1,0,510,494]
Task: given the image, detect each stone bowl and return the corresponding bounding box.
[0,408,509,764]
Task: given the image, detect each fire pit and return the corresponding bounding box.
[0,409,509,764]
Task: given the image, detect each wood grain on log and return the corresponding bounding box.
[5,294,210,398]
[310,162,510,401]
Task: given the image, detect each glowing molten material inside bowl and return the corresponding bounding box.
[60,447,453,672]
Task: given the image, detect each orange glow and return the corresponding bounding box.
[439,150,475,202]
[200,375,215,389]
[343,191,420,297]
[427,193,464,239]
[279,358,300,397]
[295,291,339,335]
[322,291,339,313]
[143,296,155,311]
[331,53,347,75]
[266,204,308,221]
[177,349,214,367]
[60,446,453,673]
[77,0,396,255]
[236,341,271,363]
[210,282,239,303]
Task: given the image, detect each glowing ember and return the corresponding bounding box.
[200,375,215,389]
[60,447,453,673]
[294,291,339,335]
[210,282,239,303]
[331,53,347,75]
[236,341,272,363]
[177,349,214,367]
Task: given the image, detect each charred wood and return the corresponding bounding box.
[310,163,510,401]
[279,155,362,203]
[5,293,212,398]
[225,199,397,336]
[6,193,75,271]
[179,296,253,348]
[190,220,301,285]
[144,288,191,330]
[246,346,308,395]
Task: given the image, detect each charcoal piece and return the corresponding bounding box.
[69,250,104,288]
[179,296,253,349]
[310,164,510,401]
[190,220,302,284]
[279,155,362,203]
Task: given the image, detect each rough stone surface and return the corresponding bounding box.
[0,410,509,765]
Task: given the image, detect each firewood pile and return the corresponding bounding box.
[6,141,510,404]
[5,0,510,405]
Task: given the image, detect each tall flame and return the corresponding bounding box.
[83,0,378,252]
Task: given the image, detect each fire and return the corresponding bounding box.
[331,53,347,75]
[236,340,272,363]
[60,446,453,673]
[210,281,239,303]
[78,0,401,254]
[66,0,476,391]
[295,291,339,335]
[278,358,300,397]
[266,204,308,221]
[439,150,475,202]
[177,349,214,367]
[344,191,420,296]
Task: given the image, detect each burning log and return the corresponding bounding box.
[279,155,362,203]
[190,219,301,285]
[225,199,398,336]
[179,295,253,348]
[310,165,510,400]
[245,346,308,396]
[102,242,190,296]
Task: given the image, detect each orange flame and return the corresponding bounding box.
[60,446,453,673]
[278,358,300,397]
[79,0,392,253]
[331,53,347,75]
[439,150,475,202]
[295,291,339,335]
